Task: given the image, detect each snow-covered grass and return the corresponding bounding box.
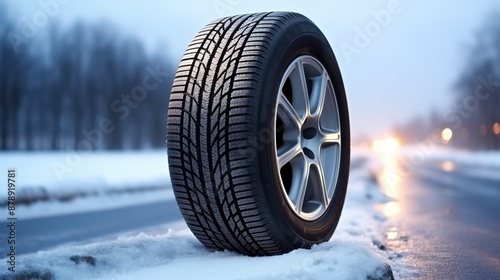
[0,151,408,280]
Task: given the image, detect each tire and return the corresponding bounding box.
[167,12,350,256]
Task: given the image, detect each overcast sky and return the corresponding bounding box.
[7,0,500,141]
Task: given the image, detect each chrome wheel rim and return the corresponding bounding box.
[274,55,341,221]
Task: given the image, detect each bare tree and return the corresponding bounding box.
[1,3,174,151]
[453,12,500,150]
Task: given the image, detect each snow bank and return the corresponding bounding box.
[0,189,175,220]
[0,151,172,215]
[0,152,403,280]
[3,230,394,280]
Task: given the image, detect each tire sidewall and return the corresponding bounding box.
[256,18,350,246]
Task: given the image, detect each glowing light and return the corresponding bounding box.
[441,161,454,172]
[441,128,453,144]
[371,137,402,200]
[372,137,400,153]
[493,123,500,135]
[386,137,400,151]
[373,139,381,151]
[382,201,400,217]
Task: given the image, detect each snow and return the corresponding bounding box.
[2,189,175,220]
[0,150,407,280]
[9,148,498,220]
[401,146,500,169]
[399,147,500,182]
[0,150,170,194]
[1,147,498,278]
[2,148,496,278]
[6,230,393,280]
[0,151,172,219]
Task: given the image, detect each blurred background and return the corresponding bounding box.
[1,0,500,151]
[1,0,500,271]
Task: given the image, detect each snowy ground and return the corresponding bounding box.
[0,151,173,219]
[0,151,171,192]
[0,150,417,279]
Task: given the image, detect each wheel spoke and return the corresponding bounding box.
[315,163,329,207]
[310,71,328,117]
[286,60,310,121]
[322,132,341,145]
[277,142,301,168]
[296,60,310,116]
[278,92,302,129]
[289,160,309,214]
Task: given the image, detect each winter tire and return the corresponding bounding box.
[167,12,350,256]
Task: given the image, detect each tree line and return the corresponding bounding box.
[1,5,175,150]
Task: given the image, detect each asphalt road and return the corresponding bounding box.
[7,200,182,255]
[380,156,500,279]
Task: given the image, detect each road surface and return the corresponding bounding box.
[377,155,500,279]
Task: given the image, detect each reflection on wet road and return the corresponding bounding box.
[375,152,500,279]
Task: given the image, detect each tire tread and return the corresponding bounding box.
[168,12,307,255]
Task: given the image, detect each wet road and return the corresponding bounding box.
[378,156,500,279]
[5,200,182,255]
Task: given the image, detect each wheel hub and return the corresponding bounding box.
[301,119,322,161]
